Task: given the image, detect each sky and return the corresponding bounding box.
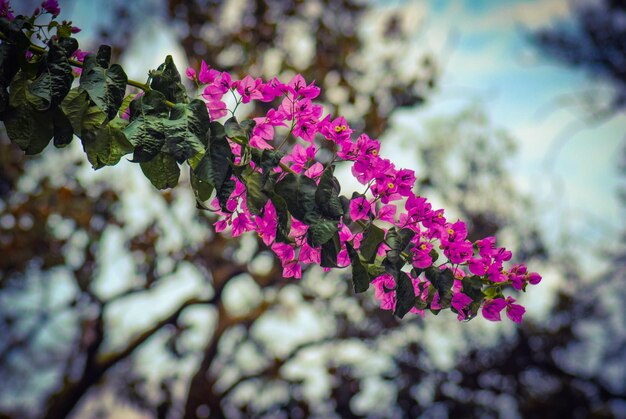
[398,0,624,267]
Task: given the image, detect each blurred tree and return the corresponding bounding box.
[532,0,626,118]
[0,1,440,418]
[5,1,625,418]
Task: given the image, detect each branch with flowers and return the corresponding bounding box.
[0,0,540,323]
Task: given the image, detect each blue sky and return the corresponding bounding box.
[407,0,624,262]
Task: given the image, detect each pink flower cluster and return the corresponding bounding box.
[185,61,541,323]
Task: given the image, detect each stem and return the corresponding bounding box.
[276,119,295,150]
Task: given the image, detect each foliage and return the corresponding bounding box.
[0,2,540,326]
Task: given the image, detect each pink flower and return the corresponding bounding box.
[41,0,60,16]
[255,202,278,246]
[185,67,197,81]
[236,75,264,103]
[412,242,433,269]
[271,242,295,265]
[1,0,14,20]
[232,213,254,237]
[299,243,321,264]
[287,74,320,99]
[481,298,507,322]
[372,274,396,311]
[318,115,352,144]
[304,162,324,180]
[349,195,371,222]
[198,60,220,84]
[505,296,525,323]
[283,260,302,279]
[376,204,396,223]
[451,291,473,320]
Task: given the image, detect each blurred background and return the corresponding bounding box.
[1,0,625,417]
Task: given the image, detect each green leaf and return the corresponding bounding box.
[251,148,284,183]
[425,267,454,309]
[360,223,385,263]
[83,118,133,169]
[307,217,339,247]
[0,17,30,49]
[0,42,21,112]
[79,45,128,120]
[57,37,78,57]
[242,170,268,215]
[483,286,498,300]
[346,242,370,293]
[367,264,386,278]
[194,121,235,211]
[315,165,343,220]
[140,152,180,189]
[80,105,107,136]
[269,192,292,243]
[274,173,319,223]
[224,116,251,142]
[52,107,73,148]
[461,275,485,319]
[3,72,53,154]
[385,227,415,265]
[118,93,136,118]
[394,271,416,319]
[123,91,169,162]
[162,100,210,162]
[320,233,341,268]
[150,55,188,104]
[29,41,73,110]
[60,88,90,136]
[190,167,214,202]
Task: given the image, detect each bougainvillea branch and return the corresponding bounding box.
[0,1,541,322]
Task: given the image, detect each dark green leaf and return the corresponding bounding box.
[360,223,385,263]
[150,55,188,104]
[394,271,415,319]
[386,227,415,265]
[60,88,89,136]
[346,242,370,293]
[461,275,484,319]
[367,264,386,278]
[57,37,78,58]
[251,148,284,183]
[269,192,292,243]
[274,173,319,223]
[240,119,256,136]
[162,100,210,162]
[28,41,73,110]
[3,72,53,154]
[0,42,21,112]
[123,91,169,162]
[194,121,235,211]
[190,167,214,202]
[224,116,251,142]
[307,217,339,247]
[315,165,343,220]
[320,233,341,268]
[52,107,73,147]
[425,267,454,309]
[79,45,128,120]
[242,170,268,215]
[0,17,30,49]
[83,117,133,169]
[140,152,180,189]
